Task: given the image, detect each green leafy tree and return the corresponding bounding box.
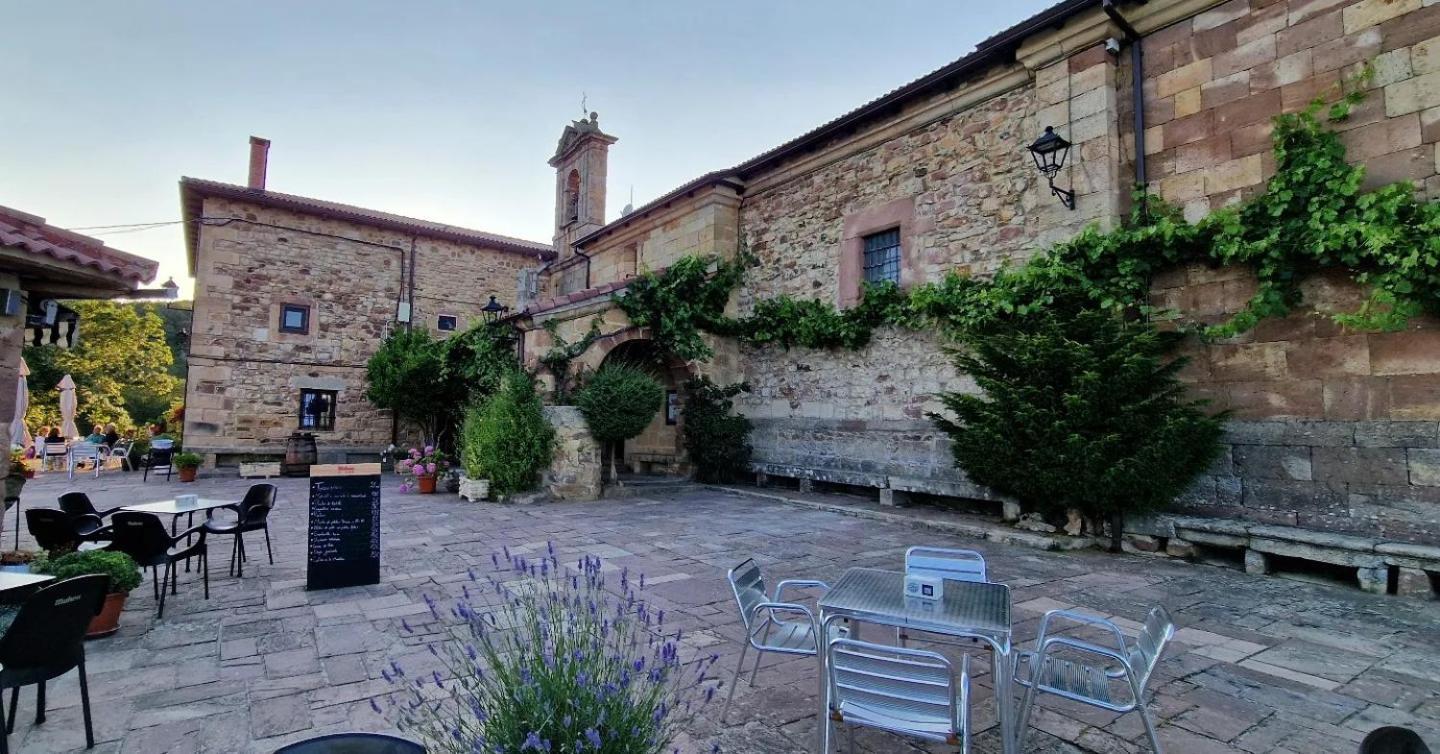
[460,371,554,496]
[574,364,663,483]
[23,301,178,433]
[366,323,520,450]
[681,377,753,483]
[933,296,1226,551]
[365,328,450,445]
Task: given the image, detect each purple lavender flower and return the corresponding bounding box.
[584,728,602,748]
[520,732,550,752]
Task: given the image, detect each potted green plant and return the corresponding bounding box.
[34,550,143,637]
[174,451,203,483]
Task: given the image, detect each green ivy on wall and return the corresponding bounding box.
[618,73,1440,354]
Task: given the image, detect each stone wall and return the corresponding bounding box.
[186,196,537,462]
[1128,0,1440,540]
[733,53,1119,502]
[0,272,22,456]
[729,0,1440,543]
[542,406,601,500]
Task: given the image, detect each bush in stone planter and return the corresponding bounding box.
[932,295,1226,551]
[575,364,663,483]
[460,371,554,497]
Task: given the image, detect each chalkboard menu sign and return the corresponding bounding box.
[307,463,382,590]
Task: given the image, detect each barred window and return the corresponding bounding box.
[299,389,336,431]
[862,229,901,285]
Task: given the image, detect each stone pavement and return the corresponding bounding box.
[5,471,1439,753]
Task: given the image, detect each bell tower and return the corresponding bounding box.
[549,111,617,257]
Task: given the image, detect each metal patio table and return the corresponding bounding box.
[817,567,1015,753]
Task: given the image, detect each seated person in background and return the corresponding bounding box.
[103,423,120,448]
[34,426,48,449]
[84,424,106,445]
[45,427,63,444]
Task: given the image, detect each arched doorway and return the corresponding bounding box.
[595,337,689,478]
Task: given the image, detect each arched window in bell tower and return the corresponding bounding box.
[565,169,581,224]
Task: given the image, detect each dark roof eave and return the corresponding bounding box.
[734,0,1097,177]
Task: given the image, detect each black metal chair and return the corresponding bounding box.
[56,493,122,538]
[107,512,207,618]
[204,483,275,578]
[24,509,108,554]
[141,446,173,482]
[0,574,107,752]
[273,732,425,753]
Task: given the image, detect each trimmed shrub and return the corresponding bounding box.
[460,371,554,496]
[933,303,1225,550]
[682,377,752,483]
[574,365,663,481]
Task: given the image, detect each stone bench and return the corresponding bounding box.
[750,463,1021,519]
[1134,514,1439,599]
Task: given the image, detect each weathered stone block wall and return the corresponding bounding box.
[1132,0,1440,540]
[734,57,1121,498]
[1179,419,1440,542]
[186,197,536,460]
[542,406,601,500]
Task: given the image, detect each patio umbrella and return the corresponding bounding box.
[57,374,79,439]
[9,357,29,450]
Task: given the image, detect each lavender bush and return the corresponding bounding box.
[377,542,721,753]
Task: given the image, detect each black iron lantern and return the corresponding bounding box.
[1027,126,1076,210]
[481,295,510,324]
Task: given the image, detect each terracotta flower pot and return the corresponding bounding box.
[178,466,198,483]
[416,474,437,494]
[86,592,127,638]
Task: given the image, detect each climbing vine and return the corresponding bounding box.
[618,73,1440,352]
[538,317,602,403]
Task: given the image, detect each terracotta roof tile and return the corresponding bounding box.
[0,205,158,285]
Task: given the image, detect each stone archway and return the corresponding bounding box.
[588,329,692,477]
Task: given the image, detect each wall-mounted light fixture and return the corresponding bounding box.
[1027,126,1076,210]
[481,295,510,324]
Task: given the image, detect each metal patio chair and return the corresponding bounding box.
[1014,606,1176,752]
[825,636,971,753]
[720,558,846,722]
[897,546,988,648]
[66,443,103,480]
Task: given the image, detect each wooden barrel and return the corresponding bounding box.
[281,432,317,477]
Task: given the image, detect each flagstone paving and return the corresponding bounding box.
[6,471,1439,753]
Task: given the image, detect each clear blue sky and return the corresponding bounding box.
[2,1,1056,296]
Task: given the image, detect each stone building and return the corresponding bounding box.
[513,0,1440,548]
[180,137,553,465]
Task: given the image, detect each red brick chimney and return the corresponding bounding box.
[247,136,271,190]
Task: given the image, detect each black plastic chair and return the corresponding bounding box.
[273,732,425,753]
[56,493,123,524]
[141,446,173,482]
[204,484,275,578]
[0,574,107,753]
[107,512,207,618]
[1360,727,1432,754]
[24,509,108,554]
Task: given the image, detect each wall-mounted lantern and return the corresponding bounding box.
[1027,126,1076,210]
[481,295,510,324]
